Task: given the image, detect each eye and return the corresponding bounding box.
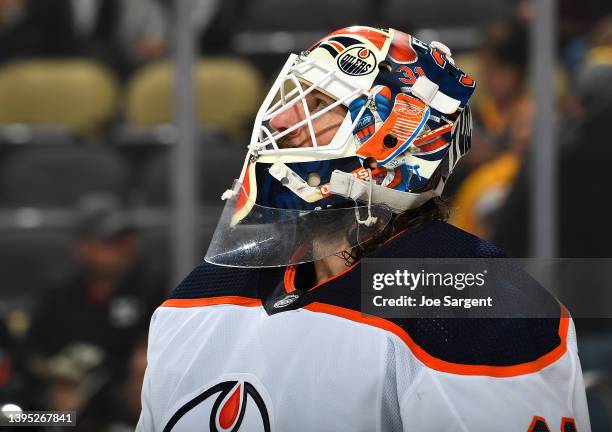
[313,98,328,112]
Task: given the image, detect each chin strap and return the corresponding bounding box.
[329,169,443,213]
[356,168,378,227]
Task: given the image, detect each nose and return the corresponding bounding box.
[269,102,304,133]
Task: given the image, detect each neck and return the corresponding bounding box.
[313,253,351,284]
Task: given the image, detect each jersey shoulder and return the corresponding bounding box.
[310,221,568,377]
[313,269,568,377]
[370,219,507,258]
[167,261,263,300]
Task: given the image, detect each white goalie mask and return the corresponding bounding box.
[205,26,475,267]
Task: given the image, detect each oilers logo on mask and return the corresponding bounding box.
[337,46,377,76]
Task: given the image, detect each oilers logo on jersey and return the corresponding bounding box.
[162,374,273,432]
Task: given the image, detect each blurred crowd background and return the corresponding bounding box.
[0,0,611,430]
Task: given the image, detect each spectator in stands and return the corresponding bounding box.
[28,342,126,430]
[0,0,82,60]
[26,194,167,390]
[453,8,611,241]
[0,0,167,76]
[478,22,531,156]
[586,15,612,67]
[0,313,41,415]
[30,343,105,410]
[157,0,248,55]
[450,21,531,238]
[492,57,612,258]
[0,316,16,405]
[91,334,149,430]
[92,0,168,75]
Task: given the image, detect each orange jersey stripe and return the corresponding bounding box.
[284,262,359,293]
[161,296,262,308]
[303,302,570,377]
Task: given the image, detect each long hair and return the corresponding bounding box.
[337,197,451,265]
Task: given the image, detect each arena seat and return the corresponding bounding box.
[0,60,119,136]
[124,58,264,139]
[0,146,129,207]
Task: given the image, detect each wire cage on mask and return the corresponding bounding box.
[205,27,477,268]
[247,53,372,157]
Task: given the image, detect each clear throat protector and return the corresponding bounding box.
[204,180,392,268]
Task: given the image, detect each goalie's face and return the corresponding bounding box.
[269,88,348,149]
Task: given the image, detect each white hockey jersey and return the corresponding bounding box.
[138,221,591,432]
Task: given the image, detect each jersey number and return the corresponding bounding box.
[527,416,577,432]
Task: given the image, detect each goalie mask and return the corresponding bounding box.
[205,26,475,267]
